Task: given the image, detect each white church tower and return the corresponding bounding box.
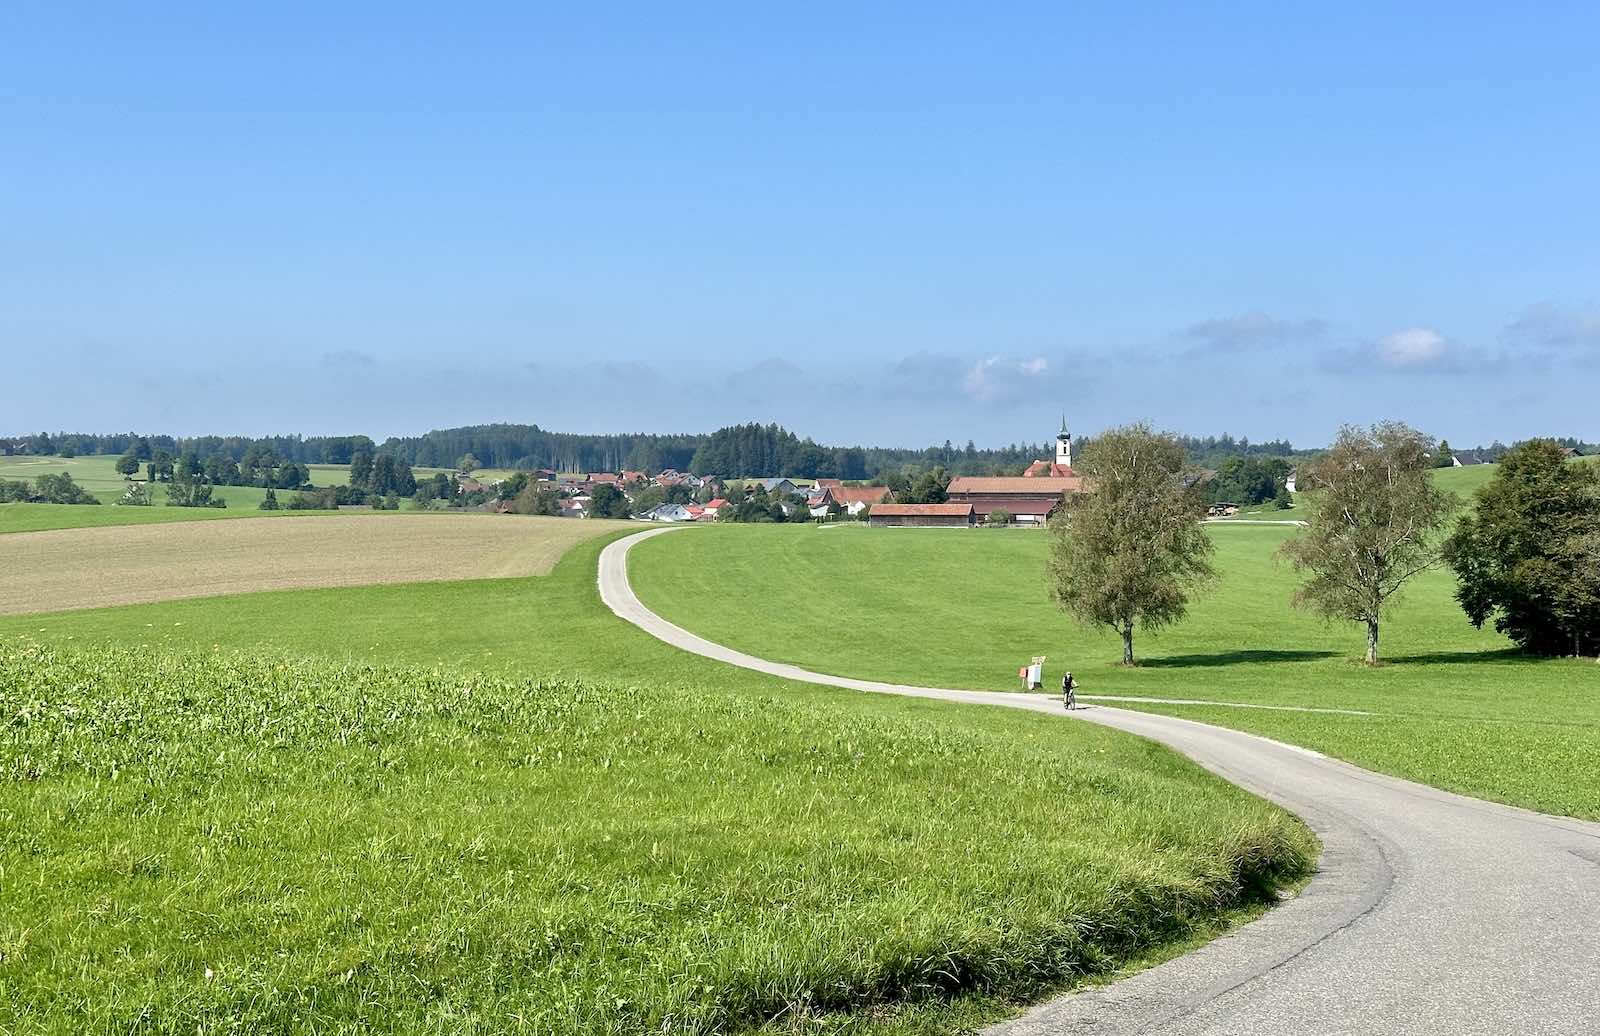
[1055,415,1072,469]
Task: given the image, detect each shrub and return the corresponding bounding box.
[34,472,99,505]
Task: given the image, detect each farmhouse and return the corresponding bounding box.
[946,476,1079,524]
[868,502,975,527]
[947,417,1082,524]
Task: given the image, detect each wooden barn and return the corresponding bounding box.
[944,476,1081,526]
[868,502,976,527]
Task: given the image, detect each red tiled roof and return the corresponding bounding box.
[870,502,974,517]
[947,476,1082,495]
[1023,461,1077,478]
[831,486,891,505]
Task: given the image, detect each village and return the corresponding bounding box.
[465,419,1090,526]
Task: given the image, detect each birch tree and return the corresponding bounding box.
[1280,422,1456,665]
[1047,424,1214,665]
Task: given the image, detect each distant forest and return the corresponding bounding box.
[6,425,1591,481]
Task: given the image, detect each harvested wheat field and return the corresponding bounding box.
[0,513,622,616]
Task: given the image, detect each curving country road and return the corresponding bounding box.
[600,527,1600,1035]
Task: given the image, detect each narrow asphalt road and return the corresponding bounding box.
[600,527,1600,1035]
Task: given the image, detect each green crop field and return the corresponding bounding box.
[0,532,1312,1034]
[626,521,1600,821]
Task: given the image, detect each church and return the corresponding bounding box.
[945,417,1083,525]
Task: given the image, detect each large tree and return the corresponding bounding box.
[1443,439,1600,656]
[1280,421,1456,665]
[588,483,631,519]
[1047,423,1215,665]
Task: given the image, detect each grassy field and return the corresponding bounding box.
[0,513,622,616]
[626,522,1600,820]
[305,462,454,486]
[0,454,334,535]
[0,533,1311,1034]
[0,500,341,535]
[0,454,279,508]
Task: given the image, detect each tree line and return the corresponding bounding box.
[10,432,376,465]
[114,447,312,491]
[0,473,100,505]
[8,423,1339,482]
[377,424,705,474]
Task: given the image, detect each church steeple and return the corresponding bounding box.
[1055,414,1072,468]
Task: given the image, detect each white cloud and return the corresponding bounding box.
[962,355,1051,403]
[1376,327,1449,368]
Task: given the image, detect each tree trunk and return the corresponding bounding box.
[1365,619,1380,666]
[1122,622,1135,666]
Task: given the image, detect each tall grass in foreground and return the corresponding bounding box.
[1,641,1312,1034]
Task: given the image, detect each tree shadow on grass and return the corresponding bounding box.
[1384,648,1535,666]
[1139,649,1340,669]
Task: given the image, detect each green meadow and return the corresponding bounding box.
[0,455,343,534]
[0,533,1311,1035]
[625,511,1600,821]
[304,462,454,486]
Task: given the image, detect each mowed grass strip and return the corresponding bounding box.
[0,513,621,615]
[627,523,1600,820]
[0,500,337,535]
[0,639,1311,1032]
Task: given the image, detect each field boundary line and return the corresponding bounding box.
[1079,694,1374,716]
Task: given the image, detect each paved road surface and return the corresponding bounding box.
[600,528,1600,1035]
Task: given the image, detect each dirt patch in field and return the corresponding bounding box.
[0,513,620,616]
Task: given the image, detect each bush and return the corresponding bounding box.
[258,488,280,511]
[286,487,339,510]
[34,473,99,505]
[1273,488,1293,510]
[988,509,1012,526]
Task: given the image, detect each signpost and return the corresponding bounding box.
[1021,655,1046,690]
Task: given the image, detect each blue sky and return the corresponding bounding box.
[4,3,1597,448]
